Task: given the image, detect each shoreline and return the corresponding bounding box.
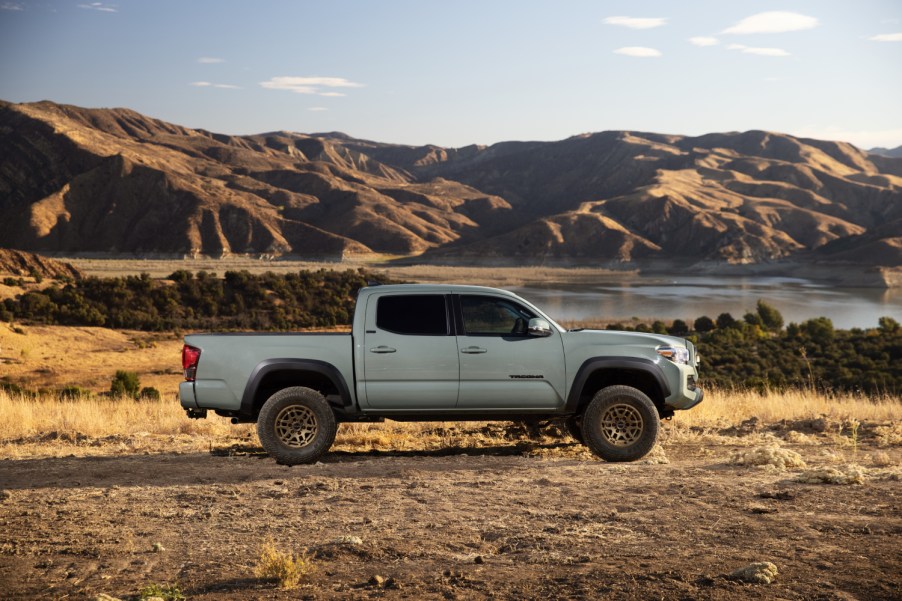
[54,254,901,289]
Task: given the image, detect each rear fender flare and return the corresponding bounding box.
[239,358,352,418]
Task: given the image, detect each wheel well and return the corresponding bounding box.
[576,369,666,415]
[252,370,341,418]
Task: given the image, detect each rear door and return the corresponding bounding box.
[362,293,460,409]
[455,294,566,409]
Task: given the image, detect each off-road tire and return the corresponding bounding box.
[256,386,337,465]
[581,385,659,462]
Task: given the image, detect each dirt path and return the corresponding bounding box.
[1,442,900,600]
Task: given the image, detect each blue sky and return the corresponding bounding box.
[1,0,901,148]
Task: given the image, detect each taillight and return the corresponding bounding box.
[182,345,201,381]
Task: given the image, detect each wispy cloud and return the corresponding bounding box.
[308,107,328,112]
[197,57,225,64]
[614,47,662,58]
[727,44,790,57]
[723,11,818,34]
[869,32,902,42]
[319,92,346,97]
[603,16,666,30]
[77,2,118,12]
[1,2,24,11]
[260,76,365,94]
[689,36,719,47]
[190,82,241,89]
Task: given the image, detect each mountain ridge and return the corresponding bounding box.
[1,100,900,267]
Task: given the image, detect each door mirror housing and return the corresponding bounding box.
[527,318,553,337]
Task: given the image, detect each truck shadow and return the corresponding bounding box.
[0,441,583,491]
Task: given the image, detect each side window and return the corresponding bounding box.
[460,295,536,336]
[376,295,448,336]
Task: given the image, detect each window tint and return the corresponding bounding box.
[376,295,448,336]
[461,295,536,336]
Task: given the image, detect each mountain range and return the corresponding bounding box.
[1,100,900,267]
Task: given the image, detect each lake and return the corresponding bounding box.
[512,276,902,330]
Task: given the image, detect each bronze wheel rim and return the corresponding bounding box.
[600,403,644,446]
[274,405,318,448]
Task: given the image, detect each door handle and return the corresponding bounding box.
[461,346,487,354]
[369,346,397,354]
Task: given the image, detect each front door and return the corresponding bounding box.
[455,294,566,409]
[362,293,460,409]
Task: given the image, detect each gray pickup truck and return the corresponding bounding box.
[180,284,703,464]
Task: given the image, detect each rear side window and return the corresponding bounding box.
[376,295,448,335]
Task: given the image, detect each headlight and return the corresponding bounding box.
[657,345,689,365]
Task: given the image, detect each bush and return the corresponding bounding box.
[716,312,737,329]
[254,542,315,589]
[139,582,185,601]
[668,319,689,336]
[879,316,900,335]
[58,386,90,400]
[756,300,784,331]
[111,370,141,399]
[694,316,715,333]
[139,386,161,401]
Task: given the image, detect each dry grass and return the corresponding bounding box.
[677,387,900,427]
[254,542,315,590]
[0,322,184,394]
[1,386,899,459]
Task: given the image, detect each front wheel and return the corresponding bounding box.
[256,387,337,465]
[581,385,659,462]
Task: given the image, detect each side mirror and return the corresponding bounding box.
[527,318,553,337]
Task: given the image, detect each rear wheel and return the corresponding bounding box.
[581,385,659,462]
[256,386,337,465]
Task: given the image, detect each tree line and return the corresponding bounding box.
[2,274,900,394]
[2,268,388,331]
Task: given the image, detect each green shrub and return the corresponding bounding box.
[139,582,185,601]
[110,370,141,399]
[139,386,161,401]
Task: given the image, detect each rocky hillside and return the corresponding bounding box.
[1,100,900,266]
[0,248,82,279]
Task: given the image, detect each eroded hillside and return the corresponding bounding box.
[1,100,900,265]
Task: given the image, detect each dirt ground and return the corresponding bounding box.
[1,435,900,600]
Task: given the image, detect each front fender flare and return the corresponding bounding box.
[565,357,671,412]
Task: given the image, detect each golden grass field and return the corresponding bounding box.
[2,320,900,460]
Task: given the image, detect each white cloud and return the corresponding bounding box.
[260,76,364,94]
[614,46,662,58]
[308,107,328,112]
[319,92,346,97]
[727,44,790,57]
[603,16,666,29]
[1,2,24,11]
[723,11,818,34]
[689,36,719,47]
[869,32,902,42]
[77,2,118,12]
[191,82,240,89]
[198,57,225,64]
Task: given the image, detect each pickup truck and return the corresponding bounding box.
[180,284,703,464]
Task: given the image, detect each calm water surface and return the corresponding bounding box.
[513,276,902,330]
